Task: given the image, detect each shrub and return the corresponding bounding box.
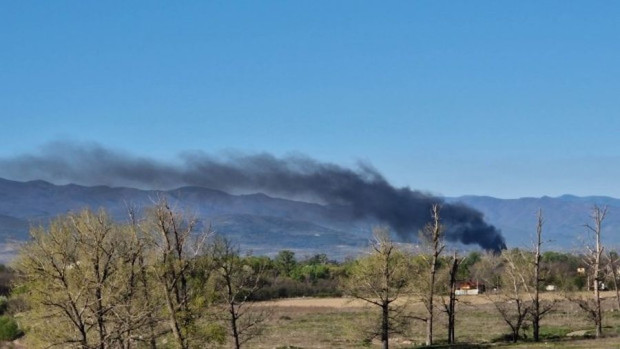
[0,296,7,315]
[250,277,342,300]
[0,315,22,341]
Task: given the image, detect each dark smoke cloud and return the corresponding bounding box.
[0,141,506,251]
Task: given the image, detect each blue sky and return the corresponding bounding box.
[1,1,619,198]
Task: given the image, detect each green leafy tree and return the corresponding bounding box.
[274,250,297,277]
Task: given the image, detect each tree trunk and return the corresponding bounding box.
[426,258,437,347]
[381,302,389,349]
[426,314,433,346]
[593,207,604,338]
[532,315,540,342]
[96,286,107,349]
[426,263,435,346]
[227,270,241,349]
[447,253,459,344]
[230,302,240,349]
[594,270,602,338]
[613,261,620,311]
[512,327,519,343]
[163,281,187,349]
[425,204,443,346]
[141,262,158,349]
[512,300,526,343]
[94,248,107,349]
[533,209,543,342]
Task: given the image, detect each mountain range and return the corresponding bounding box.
[0,177,618,262]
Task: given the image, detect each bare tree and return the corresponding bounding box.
[16,214,94,348]
[142,199,212,349]
[15,210,156,348]
[528,209,557,342]
[15,202,227,349]
[441,251,461,344]
[606,250,620,311]
[589,206,607,339]
[417,204,445,346]
[118,208,162,349]
[211,236,269,349]
[344,227,411,349]
[483,210,557,344]
[568,205,608,338]
[531,209,544,341]
[490,250,533,343]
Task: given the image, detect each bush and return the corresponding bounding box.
[6,297,28,316]
[0,315,22,341]
[0,296,7,315]
[250,277,342,300]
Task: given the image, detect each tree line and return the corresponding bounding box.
[5,202,619,348]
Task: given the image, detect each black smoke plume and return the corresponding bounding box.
[0,141,506,251]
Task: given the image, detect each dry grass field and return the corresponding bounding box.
[7,292,620,348]
[243,292,620,348]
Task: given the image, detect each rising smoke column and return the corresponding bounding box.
[0,141,506,251]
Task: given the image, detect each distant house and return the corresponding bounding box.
[577,267,586,274]
[591,281,607,291]
[545,285,557,291]
[455,280,485,295]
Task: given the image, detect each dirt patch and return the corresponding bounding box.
[256,297,368,308]
[566,330,588,337]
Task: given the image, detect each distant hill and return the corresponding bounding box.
[0,177,618,261]
[447,195,620,250]
[0,178,369,261]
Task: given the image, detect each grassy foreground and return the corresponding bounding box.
[241,292,620,349]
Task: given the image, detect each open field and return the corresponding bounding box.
[6,293,620,348]
[243,292,620,348]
